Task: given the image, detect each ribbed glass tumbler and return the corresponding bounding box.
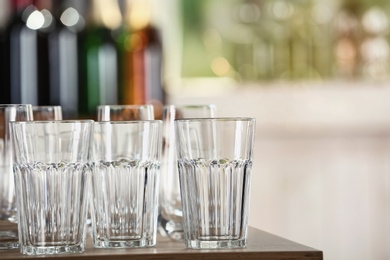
[11,120,94,255]
[175,117,256,249]
[91,120,162,248]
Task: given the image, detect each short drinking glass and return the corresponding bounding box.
[11,120,94,255]
[175,117,255,249]
[91,120,162,248]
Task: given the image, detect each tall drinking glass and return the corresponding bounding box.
[91,121,162,248]
[159,105,216,240]
[91,105,154,232]
[11,120,94,255]
[175,117,255,249]
[0,104,33,250]
[97,105,154,121]
[32,106,63,120]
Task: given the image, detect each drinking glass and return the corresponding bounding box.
[91,120,162,248]
[32,106,63,120]
[0,104,33,250]
[11,120,94,255]
[175,117,255,249]
[159,105,216,240]
[90,105,154,232]
[97,105,154,121]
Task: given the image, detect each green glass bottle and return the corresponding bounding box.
[78,0,122,118]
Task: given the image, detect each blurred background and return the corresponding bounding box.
[1,0,390,259]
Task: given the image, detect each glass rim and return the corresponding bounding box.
[0,104,32,108]
[10,120,94,125]
[32,105,62,108]
[174,117,255,122]
[164,104,216,109]
[97,105,154,109]
[94,120,162,125]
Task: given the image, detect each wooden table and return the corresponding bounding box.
[0,225,322,260]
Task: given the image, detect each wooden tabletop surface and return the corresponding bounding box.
[0,224,322,260]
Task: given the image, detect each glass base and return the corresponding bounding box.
[0,231,19,250]
[185,238,246,249]
[158,215,184,240]
[93,238,156,248]
[20,244,85,255]
[0,215,17,223]
[0,221,19,250]
[0,241,19,250]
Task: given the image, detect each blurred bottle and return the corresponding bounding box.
[78,0,122,118]
[333,0,364,79]
[33,0,54,106]
[5,0,39,105]
[283,0,321,79]
[360,5,390,80]
[35,0,86,118]
[120,0,165,119]
[0,1,11,104]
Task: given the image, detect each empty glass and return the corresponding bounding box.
[159,105,216,240]
[97,105,154,121]
[0,104,33,250]
[90,105,154,232]
[175,117,255,249]
[90,121,162,248]
[11,120,94,255]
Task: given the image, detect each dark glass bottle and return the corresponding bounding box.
[6,0,39,105]
[78,0,122,118]
[34,0,55,106]
[0,1,11,104]
[37,0,86,118]
[120,0,165,119]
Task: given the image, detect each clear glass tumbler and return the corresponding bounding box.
[159,105,216,240]
[175,117,255,249]
[91,105,154,232]
[97,105,154,121]
[0,104,33,250]
[11,120,94,255]
[91,120,162,248]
